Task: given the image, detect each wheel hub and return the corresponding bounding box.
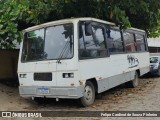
[84,86,93,101]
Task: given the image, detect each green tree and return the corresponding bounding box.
[0,0,29,48]
[0,0,160,49]
[117,0,160,37]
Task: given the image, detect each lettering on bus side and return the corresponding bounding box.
[127,55,139,68]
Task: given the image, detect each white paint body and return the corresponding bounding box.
[18,18,150,99]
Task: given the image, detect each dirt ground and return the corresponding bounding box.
[0,75,160,120]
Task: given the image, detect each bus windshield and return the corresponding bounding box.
[21,23,73,62]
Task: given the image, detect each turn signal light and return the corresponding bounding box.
[19,74,27,78]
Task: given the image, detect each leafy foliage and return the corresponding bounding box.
[0,0,160,48]
[0,0,29,48]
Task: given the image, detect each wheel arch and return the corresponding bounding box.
[86,78,98,93]
[136,69,140,77]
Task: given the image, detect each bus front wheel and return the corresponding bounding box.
[78,81,95,107]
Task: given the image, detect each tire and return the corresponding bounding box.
[78,81,95,107]
[126,72,139,88]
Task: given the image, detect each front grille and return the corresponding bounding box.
[34,73,52,81]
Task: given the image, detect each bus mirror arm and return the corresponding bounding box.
[115,22,123,30]
[85,21,92,36]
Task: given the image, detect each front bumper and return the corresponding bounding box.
[19,86,84,99]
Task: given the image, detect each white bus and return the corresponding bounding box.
[18,18,150,106]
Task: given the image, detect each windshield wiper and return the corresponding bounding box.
[56,41,70,64]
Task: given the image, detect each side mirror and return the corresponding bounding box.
[85,22,92,36]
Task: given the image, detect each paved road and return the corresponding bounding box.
[0,76,160,120]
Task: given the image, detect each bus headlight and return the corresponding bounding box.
[63,73,74,78]
[19,74,27,78]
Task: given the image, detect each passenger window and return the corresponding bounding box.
[123,32,136,52]
[79,22,107,59]
[92,27,105,49]
[106,28,124,53]
[135,34,146,52]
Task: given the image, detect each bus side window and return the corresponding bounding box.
[106,28,124,53]
[135,33,146,52]
[123,32,136,52]
[79,22,107,59]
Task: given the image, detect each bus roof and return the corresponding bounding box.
[24,17,145,33]
[24,17,115,32]
[127,28,146,33]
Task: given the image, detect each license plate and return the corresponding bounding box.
[37,88,49,94]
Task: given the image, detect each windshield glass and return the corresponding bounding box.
[21,23,73,62]
[150,57,158,63]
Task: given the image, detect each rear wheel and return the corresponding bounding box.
[126,72,139,88]
[78,81,95,107]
